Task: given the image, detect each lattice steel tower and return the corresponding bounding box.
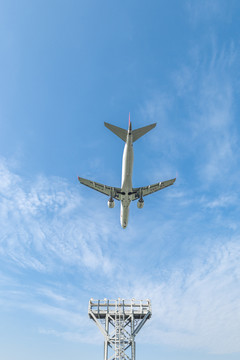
[88,298,152,360]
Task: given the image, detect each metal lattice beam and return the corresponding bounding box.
[88,298,152,360]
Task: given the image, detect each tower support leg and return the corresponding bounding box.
[104,314,109,360]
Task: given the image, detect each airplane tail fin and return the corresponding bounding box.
[132,123,156,142]
[104,122,127,142]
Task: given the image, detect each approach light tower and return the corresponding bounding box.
[88,298,152,360]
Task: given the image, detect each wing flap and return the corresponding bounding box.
[78,177,121,200]
[132,178,176,200]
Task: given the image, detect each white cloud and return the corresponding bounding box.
[186,0,232,25]
[201,194,237,209]
[116,240,240,354]
[137,42,239,192]
[172,40,239,188]
[139,93,176,156]
[1,157,240,355]
[38,327,101,344]
[0,159,116,274]
[194,79,237,184]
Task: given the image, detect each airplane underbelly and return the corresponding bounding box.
[120,137,133,228]
[121,147,133,189]
[120,202,129,229]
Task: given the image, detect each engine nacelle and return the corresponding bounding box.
[108,198,115,208]
[137,199,144,209]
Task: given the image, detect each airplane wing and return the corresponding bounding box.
[78,177,122,200]
[131,178,176,200]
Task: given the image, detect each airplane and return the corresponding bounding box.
[78,114,176,228]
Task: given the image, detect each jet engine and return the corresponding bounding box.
[108,198,115,208]
[137,199,144,209]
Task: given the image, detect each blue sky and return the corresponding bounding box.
[0,1,240,359]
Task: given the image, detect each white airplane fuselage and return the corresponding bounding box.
[120,129,133,228]
[78,120,176,229]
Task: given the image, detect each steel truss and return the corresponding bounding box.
[88,298,152,360]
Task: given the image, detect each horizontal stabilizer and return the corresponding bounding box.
[104,122,127,142]
[132,123,156,142]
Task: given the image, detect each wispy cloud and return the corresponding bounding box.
[0,158,116,274]
[201,194,237,209]
[126,33,240,355]
[115,240,240,354]
[174,40,239,188]
[0,156,240,354]
[141,39,240,193]
[186,0,232,25]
